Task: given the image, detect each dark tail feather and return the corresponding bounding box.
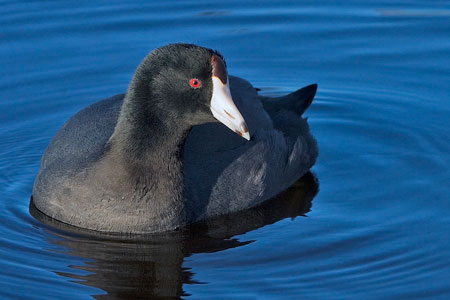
[262,84,317,116]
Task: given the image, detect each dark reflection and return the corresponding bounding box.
[30,172,318,300]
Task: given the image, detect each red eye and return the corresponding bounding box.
[189,78,201,88]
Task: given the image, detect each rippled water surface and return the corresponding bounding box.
[1,1,449,299]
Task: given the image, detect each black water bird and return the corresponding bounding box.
[31,43,318,233]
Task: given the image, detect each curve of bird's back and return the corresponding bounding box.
[40,94,124,175]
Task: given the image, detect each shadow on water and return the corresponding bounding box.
[29,172,318,299]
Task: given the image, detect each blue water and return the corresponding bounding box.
[1,1,450,299]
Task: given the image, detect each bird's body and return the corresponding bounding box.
[32,44,318,233]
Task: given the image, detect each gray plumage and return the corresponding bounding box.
[32,44,318,234]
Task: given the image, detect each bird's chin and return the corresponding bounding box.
[187,110,217,126]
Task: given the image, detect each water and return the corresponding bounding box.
[1,0,449,299]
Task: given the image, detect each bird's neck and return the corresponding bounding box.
[111,80,192,170]
[106,90,192,230]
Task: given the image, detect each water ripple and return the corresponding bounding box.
[1,0,449,299]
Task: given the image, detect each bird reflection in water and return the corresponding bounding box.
[30,172,318,299]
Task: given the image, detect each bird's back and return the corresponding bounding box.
[184,76,318,221]
[33,94,124,204]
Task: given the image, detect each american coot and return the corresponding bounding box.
[31,43,318,234]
